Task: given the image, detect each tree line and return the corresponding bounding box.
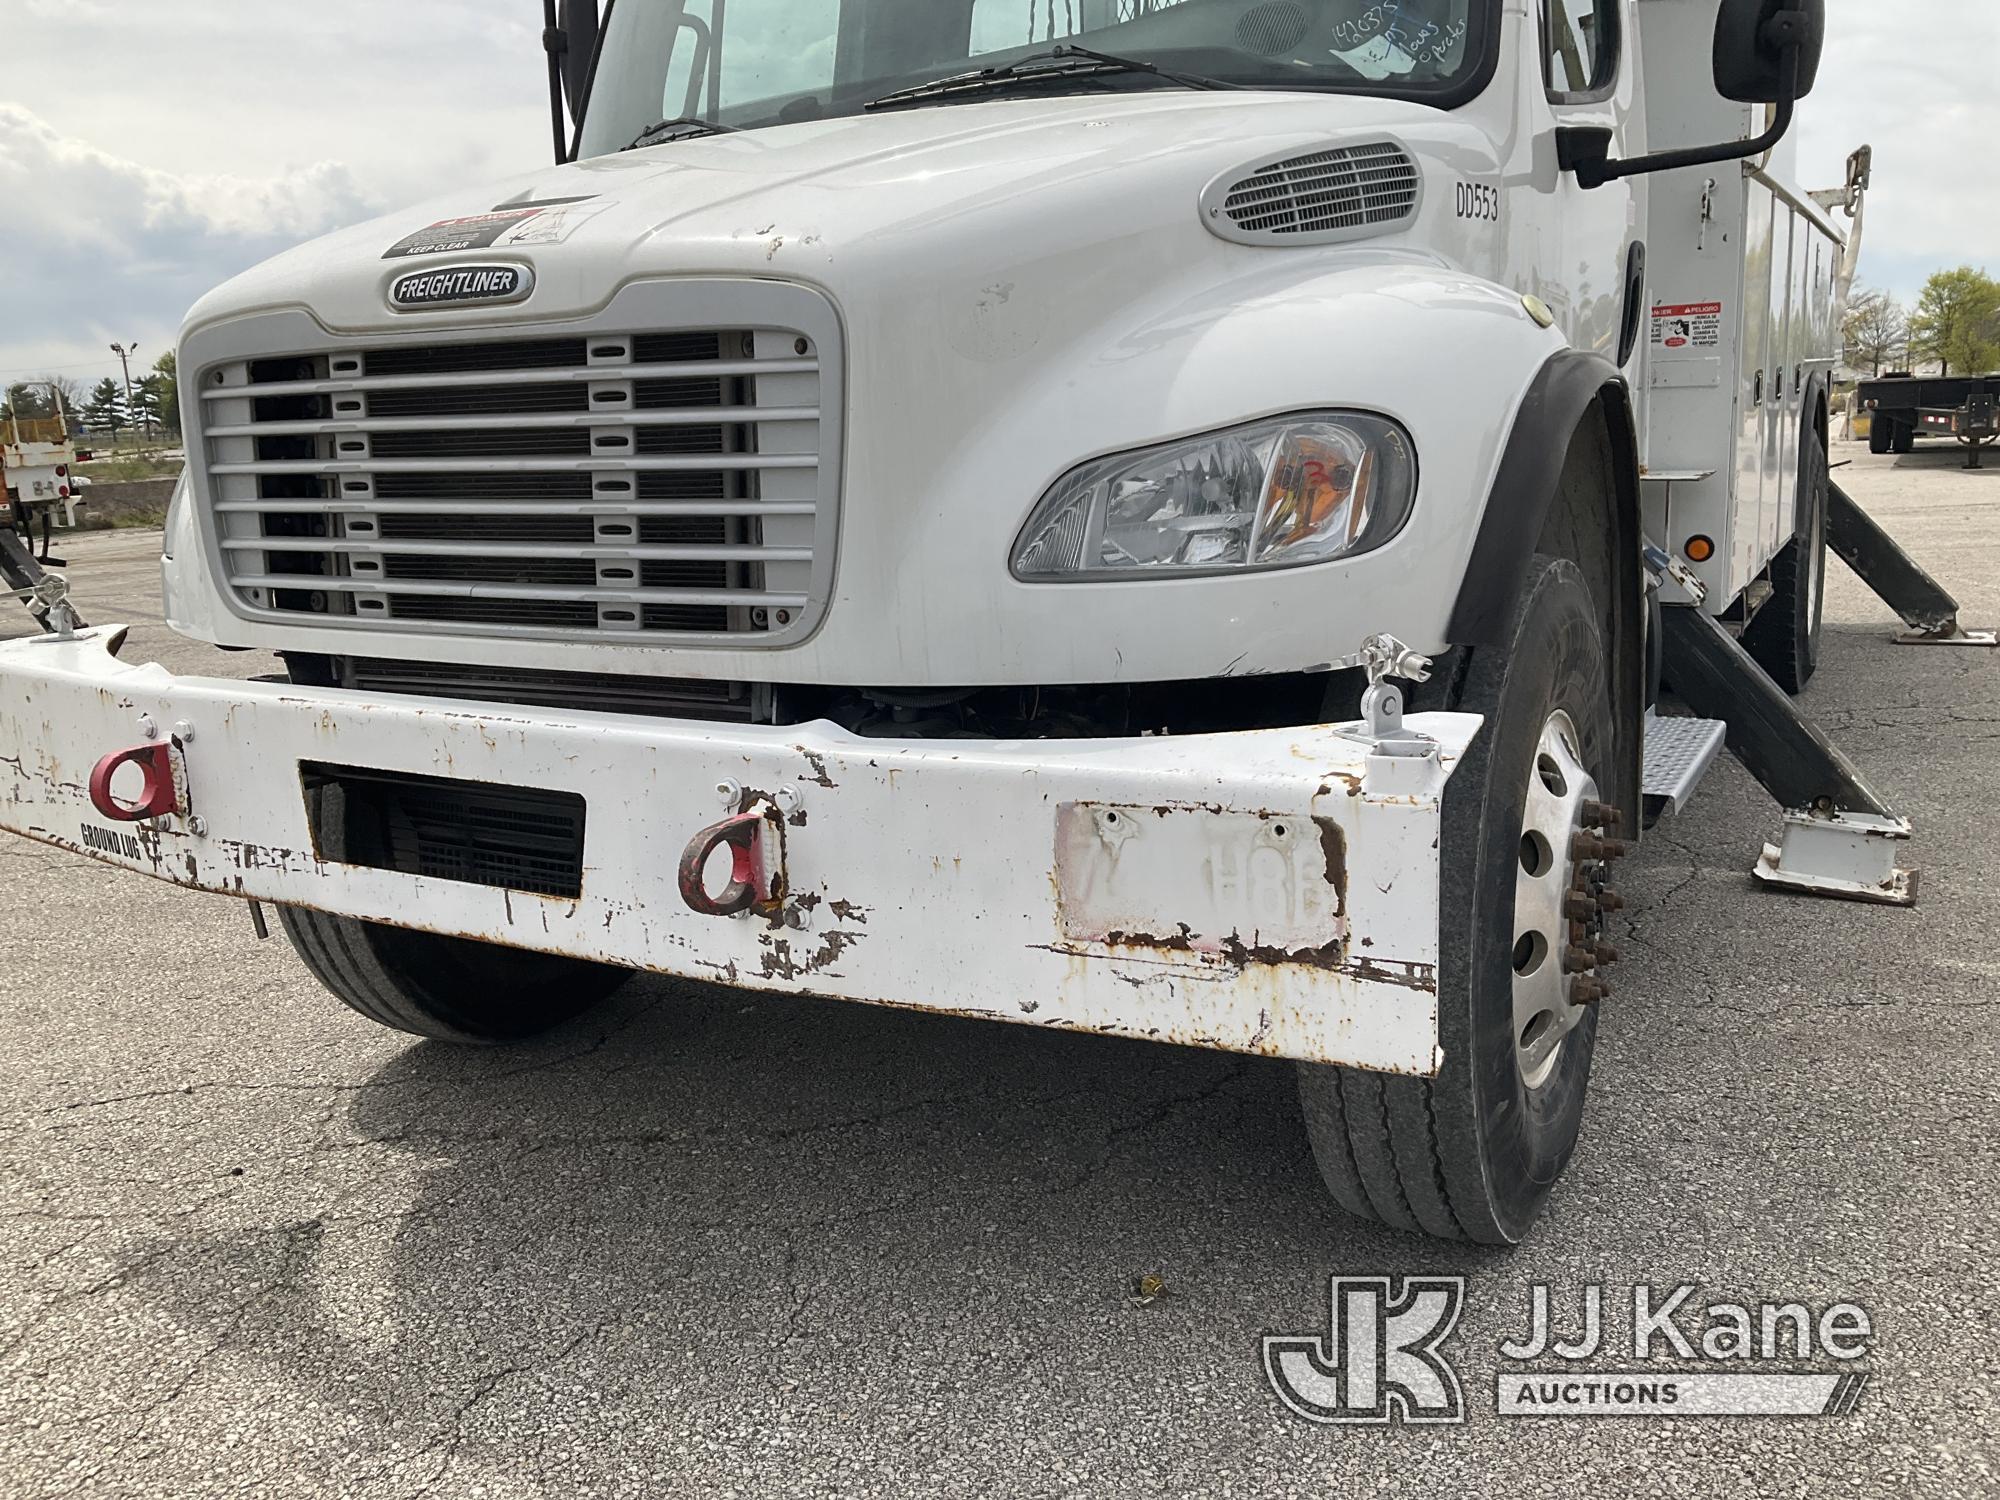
[1,351,181,444]
[1844,266,2000,379]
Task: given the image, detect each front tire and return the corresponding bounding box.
[279,907,634,1044]
[1298,556,1622,1243]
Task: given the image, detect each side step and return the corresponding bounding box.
[1641,713,1728,819]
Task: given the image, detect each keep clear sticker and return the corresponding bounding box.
[383,197,614,259]
[1651,302,1725,351]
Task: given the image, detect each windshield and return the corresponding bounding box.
[576,0,1493,157]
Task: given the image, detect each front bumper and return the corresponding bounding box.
[0,628,1478,1074]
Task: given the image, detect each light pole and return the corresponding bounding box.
[109,342,141,445]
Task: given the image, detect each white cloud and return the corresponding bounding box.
[0,103,379,385]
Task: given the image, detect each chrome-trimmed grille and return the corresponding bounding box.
[194,305,832,646]
[1201,141,1422,247]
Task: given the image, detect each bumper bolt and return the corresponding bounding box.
[137,714,159,741]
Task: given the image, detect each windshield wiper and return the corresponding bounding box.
[621,117,737,151]
[864,44,1240,112]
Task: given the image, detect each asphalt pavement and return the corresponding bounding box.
[2,441,1995,1497]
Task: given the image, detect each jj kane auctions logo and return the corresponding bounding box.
[1265,1279,1874,1423]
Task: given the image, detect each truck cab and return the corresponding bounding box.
[2,0,1858,1244]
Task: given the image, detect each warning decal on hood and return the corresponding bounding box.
[383,197,609,259]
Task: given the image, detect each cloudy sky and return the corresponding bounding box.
[2,0,1992,394]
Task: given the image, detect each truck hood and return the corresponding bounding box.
[185,90,1486,334]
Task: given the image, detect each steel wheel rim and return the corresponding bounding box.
[1511,710,1599,1090]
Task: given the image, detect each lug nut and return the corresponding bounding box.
[1572,833,1634,863]
[1563,946,1597,974]
[1570,976,1611,1006]
[1594,942,1620,967]
[1583,799,1625,832]
[1598,888,1627,912]
[1565,892,1598,921]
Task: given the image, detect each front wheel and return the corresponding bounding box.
[1298,556,1626,1243]
[279,908,635,1044]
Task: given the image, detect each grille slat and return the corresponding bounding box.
[212,454,816,476]
[201,357,814,402]
[207,405,816,439]
[226,573,806,607]
[227,537,812,563]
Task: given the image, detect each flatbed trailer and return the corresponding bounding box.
[1859,371,2000,466]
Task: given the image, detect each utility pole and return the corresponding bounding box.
[109,342,141,445]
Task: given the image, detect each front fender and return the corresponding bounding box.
[904,257,1576,679]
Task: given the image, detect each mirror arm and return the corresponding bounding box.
[543,0,571,164]
[1563,47,1799,190]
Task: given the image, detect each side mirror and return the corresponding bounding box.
[1561,0,1823,189]
[1714,0,1824,103]
[542,0,601,162]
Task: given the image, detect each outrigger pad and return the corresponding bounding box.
[1754,811,1918,908]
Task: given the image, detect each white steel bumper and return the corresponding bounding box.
[0,628,1480,1075]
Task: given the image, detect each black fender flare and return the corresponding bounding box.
[1446,350,1639,646]
[1445,348,1644,820]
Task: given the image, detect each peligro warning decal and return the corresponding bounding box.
[1650,301,1724,351]
[383,196,612,259]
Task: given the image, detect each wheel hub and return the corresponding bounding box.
[1511,711,1630,1089]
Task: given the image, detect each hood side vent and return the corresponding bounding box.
[1202,141,1422,248]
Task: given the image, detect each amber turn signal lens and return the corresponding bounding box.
[1685,535,1716,563]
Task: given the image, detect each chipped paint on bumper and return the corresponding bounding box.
[0,627,1481,1075]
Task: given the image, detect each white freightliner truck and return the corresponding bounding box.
[1,0,1946,1244]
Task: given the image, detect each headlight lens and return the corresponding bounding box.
[161,470,191,560]
[1011,412,1415,580]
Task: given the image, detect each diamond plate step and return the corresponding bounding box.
[1643,714,1728,816]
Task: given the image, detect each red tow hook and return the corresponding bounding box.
[678,807,786,917]
[87,742,185,823]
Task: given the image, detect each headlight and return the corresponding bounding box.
[161,470,191,560]
[1011,412,1415,580]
